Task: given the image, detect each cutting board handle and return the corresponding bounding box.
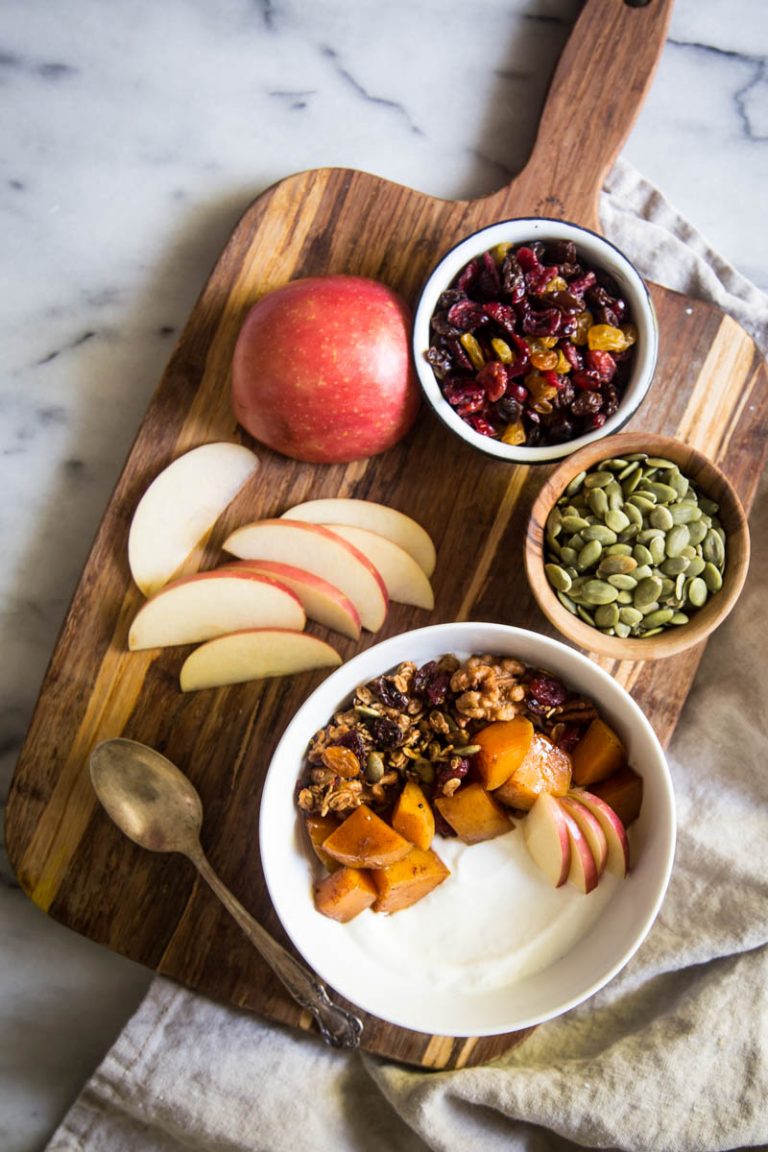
[488,0,675,231]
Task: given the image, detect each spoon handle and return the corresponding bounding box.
[190,849,363,1049]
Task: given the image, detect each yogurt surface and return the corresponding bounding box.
[345,827,620,994]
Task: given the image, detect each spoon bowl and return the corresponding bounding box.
[89,737,362,1049]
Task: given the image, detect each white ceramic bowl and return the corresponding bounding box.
[412,218,659,464]
[260,622,675,1037]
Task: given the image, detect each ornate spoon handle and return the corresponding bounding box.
[191,848,363,1049]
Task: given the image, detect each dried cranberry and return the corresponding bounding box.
[477,361,507,402]
[456,258,481,294]
[443,380,483,408]
[507,382,529,403]
[572,370,601,391]
[528,675,568,709]
[435,758,471,794]
[567,269,597,299]
[586,349,617,383]
[584,411,608,430]
[482,300,518,334]
[526,265,558,295]
[370,675,409,711]
[412,661,451,706]
[436,288,466,311]
[515,246,541,273]
[446,299,489,332]
[369,716,403,749]
[547,289,582,314]
[559,341,583,371]
[522,307,562,338]
[475,251,501,298]
[443,336,474,374]
[467,413,497,437]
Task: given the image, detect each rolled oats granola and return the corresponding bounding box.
[296,653,598,831]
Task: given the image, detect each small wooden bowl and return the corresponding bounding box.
[525,433,750,660]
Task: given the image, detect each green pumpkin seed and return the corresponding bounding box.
[649,536,667,566]
[641,607,676,629]
[703,562,723,592]
[670,612,690,625]
[660,556,690,576]
[583,471,614,489]
[680,544,697,559]
[633,544,654,566]
[366,751,385,782]
[649,506,674,531]
[604,543,634,556]
[621,468,643,496]
[577,539,603,570]
[637,527,665,543]
[581,525,618,546]
[605,508,630,533]
[561,515,591,533]
[624,502,643,528]
[604,457,629,471]
[687,520,708,546]
[635,575,663,608]
[545,563,572,592]
[597,554,638,577]
[565,471,587,497]
[665,524,691,558]
[686,556,706,577]
[614,621,632,639]
[659,577,676,599]
[618,460,641,481]
[587,488,609,517]
[686,577,708,608]
[619,606,644,627]
[702,529,725,567]
[674,572,687,600]
[669,501,701,524]
[698,496,720,516]
[639,599,661,616]
[581,580,619,605]
[632,564,653,581]
[595,603,620,629]
[411,758,435,784]
[646,481,679,503]
[616,590,634,605]
[646,457,677,469]
[557,590,577,615]
[668,471,690,500]
[608,574,639,590]
[606,480,624,511]
[576,605,596,625]
[559,546,579,566]
[640,626,664,637]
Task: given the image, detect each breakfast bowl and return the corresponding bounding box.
[412,218,658,464]
[525,432,750,661]
[259,621,675,1038]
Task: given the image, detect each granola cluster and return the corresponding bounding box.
[296,652,598,827]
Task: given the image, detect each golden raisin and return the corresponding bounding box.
[572,310,593,345]
[490,241,513,264]
[321,745,361,778]
[587,324,626,351]
[620,323,638,347]
[554,349,572,373]
[459,332,485,370]
[525,372,559,402]
[491,337,514,363]
[543,275,568,293]
[530,349,559,372]
[501,420,526,445]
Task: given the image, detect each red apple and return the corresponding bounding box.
[231,275,420,464]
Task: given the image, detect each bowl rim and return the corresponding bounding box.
[259,621,677,1036]
[525,432,751,660]
[412,216,659,465]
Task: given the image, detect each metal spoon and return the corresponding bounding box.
[89,737,362,1049]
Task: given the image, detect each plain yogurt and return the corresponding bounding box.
[344,827,620,994]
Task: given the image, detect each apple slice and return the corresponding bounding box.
[128,442,258,596]
[570,790,630,878]
[523,793,571,888]
[222,520,388,632]
[558,804,600,894]
[223,560,361,640]
[128,569,305,650]
[281,498,436,577]
[179,628,341,692]
[558,794,608,878]
[321,524,434,610]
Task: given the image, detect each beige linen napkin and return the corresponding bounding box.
[47,160,768,1152]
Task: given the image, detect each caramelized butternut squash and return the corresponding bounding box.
[391,780,435,851]
[434,782,512,844]
[305,814,341,871]
[494,732,571,810]
[591,765,643,826]
[313,865,377,922]
[571,717,627,786]
[372,847,450,914]
[474,716,535,790]
[322,804,412,868]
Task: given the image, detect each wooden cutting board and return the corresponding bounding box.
[6,0,768,1069]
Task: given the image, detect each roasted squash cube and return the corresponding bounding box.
[304,814,341,872]
[571,717,627,787]
[313,866,377,922]
[372,847,450,914]
[391,780,435,851]
[591,765,643,827]
[434,782,512,844]
[322,804,412,869]
[494,732,571,810]
[475,716,535,790]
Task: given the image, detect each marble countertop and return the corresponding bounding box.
[2,1,766,1148]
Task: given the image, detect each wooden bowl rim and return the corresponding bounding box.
[525,432,751,661]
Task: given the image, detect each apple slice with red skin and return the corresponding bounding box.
[321,524,434,610]
[569,790,630,878]
[558,804,601,894]
[128,442,259,596]
[281,498,436,577]
[128,569,305,650]
[224,560,361,640]
[558,794,608,878]
[523,793,571,888]
[222,519,388,632]
[179,628,341,692]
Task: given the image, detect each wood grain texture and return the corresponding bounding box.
[6,0,768,1068]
